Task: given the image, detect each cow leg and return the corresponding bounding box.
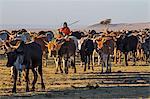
[18,71,22,85]
[38,66,45,90]
[12,67,18,93]
[59,59,63,73]
[54,57,59,74]
[62,58,65,73]
[45,54,48,67]
[101,61,104,73]
[80,61,83,67]
[84,56,87,71]
[91,55,94,71]
[31,68,38,91]
[10,66,14,82]
[25,69,30,92]
[98,54,101,66]
[65,60,68,74]
[105,54,109,73]
[107,55,111,73]
[118,50,121,64]
[124,52,128,66]
[62,58,68,74]
[133,51,136,66]
[88,55,90,70]
[114,47,117,64]
[22,70,26,82]
[71,55,76,73]
[92,50,96,67]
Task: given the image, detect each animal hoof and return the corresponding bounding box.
[26,88,29,92]
[31,87,35,91]
[42,85,45,90]
[12,89,16,93]
[31,89,35,91]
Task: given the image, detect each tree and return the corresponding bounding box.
[100,19,111,31]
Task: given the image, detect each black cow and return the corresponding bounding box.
[45,38,76,74]
[141,36,150,63]
[116,35,139,66]
[6,41,45,93]
[71,31,85,39]
[58,39,76,74]
[80,38,94,71]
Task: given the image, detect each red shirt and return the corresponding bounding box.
[58,27,71,35]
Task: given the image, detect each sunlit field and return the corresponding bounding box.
[0,56,150,98]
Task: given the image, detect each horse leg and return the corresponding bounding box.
[31,68,38,91]
[38,66,45,90]
[12,67,18,93]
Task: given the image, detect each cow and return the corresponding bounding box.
[115,34,139,66]
[141,36,150,63]
[45,37,76,74]
[80,37,95,71]
[5,41,45,93]
[95,36,115,73]
[33,31,54,66]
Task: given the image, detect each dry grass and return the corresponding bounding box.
[0,58,150,98]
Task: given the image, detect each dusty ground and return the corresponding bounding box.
[0,58,150,98]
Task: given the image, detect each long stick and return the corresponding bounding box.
[68,20,80,26]
[52,20,80,34]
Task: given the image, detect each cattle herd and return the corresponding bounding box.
[0,28,150,93]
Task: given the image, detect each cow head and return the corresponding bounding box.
[6,51,17,67]
[4,41,24,67]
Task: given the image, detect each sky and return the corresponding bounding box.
[0,0,150,28]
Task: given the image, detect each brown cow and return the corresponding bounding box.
[95,36,115,73]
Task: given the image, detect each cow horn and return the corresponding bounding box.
[4,42,9,50]
[9,41,21,49]
[43,40,49,45]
